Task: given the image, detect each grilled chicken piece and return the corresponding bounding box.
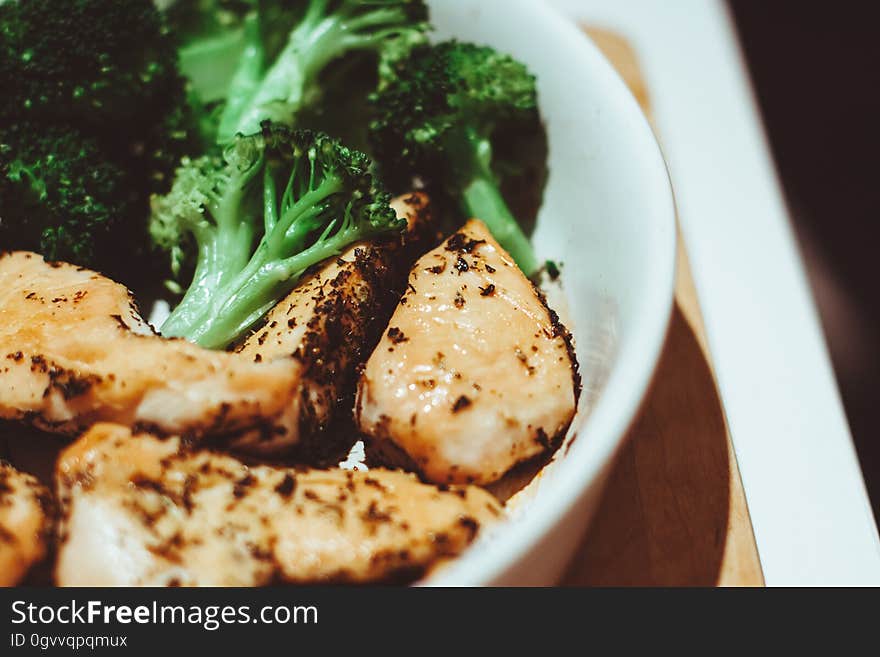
[0,461,52,586]
[0,252,303,446]
[234,193,435,453]
[55,423,501,586]
[357,220,579,485]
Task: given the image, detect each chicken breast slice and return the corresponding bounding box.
[55,423,501,586]
[0,252,303,446]
[0,461,52,586]
[356,219,580,485]
[234,193,436,453]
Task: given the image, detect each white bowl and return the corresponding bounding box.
[424,0,677,585]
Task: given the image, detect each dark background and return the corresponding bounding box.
[728,2,879,517]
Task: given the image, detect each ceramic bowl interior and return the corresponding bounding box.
[423,0,677,585]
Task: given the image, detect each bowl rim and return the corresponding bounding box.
[425,0,678,585]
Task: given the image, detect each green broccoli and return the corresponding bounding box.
[369,41,543,275]
[150,124,404,349]
[0,0,187,144]
[0,0,197,192]
[0,122,137,268]
[169,0,430,144]
[167,0,261,107]
[0,0,197,280]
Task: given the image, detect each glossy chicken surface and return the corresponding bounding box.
[0,460,52,586]
[235,193,435,452]
[0,252,304,447]
[357,220,579,485]
[55,423,501,586]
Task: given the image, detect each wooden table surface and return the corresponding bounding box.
[560,28,764,586]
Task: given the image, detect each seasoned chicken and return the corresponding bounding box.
[235,193,436,453]
[356,220,579,485]
[55,423,500,586]
[1,461,52,586]
[0,252,303,447]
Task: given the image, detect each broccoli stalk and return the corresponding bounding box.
[454,126,540,277]
[369,41,542,275]
[213,0,429,143]
[150,124,404,349]
[168,0,260,104]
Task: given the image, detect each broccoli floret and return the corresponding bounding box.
[0,0,195,194]
[369,41,542,274]
[151,123,404,349]
[1,0,181,129]
[0,0,198,284]
[171,0,429,144]
[0,123,137,268]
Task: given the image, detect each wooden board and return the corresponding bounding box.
[560,28,764,586]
